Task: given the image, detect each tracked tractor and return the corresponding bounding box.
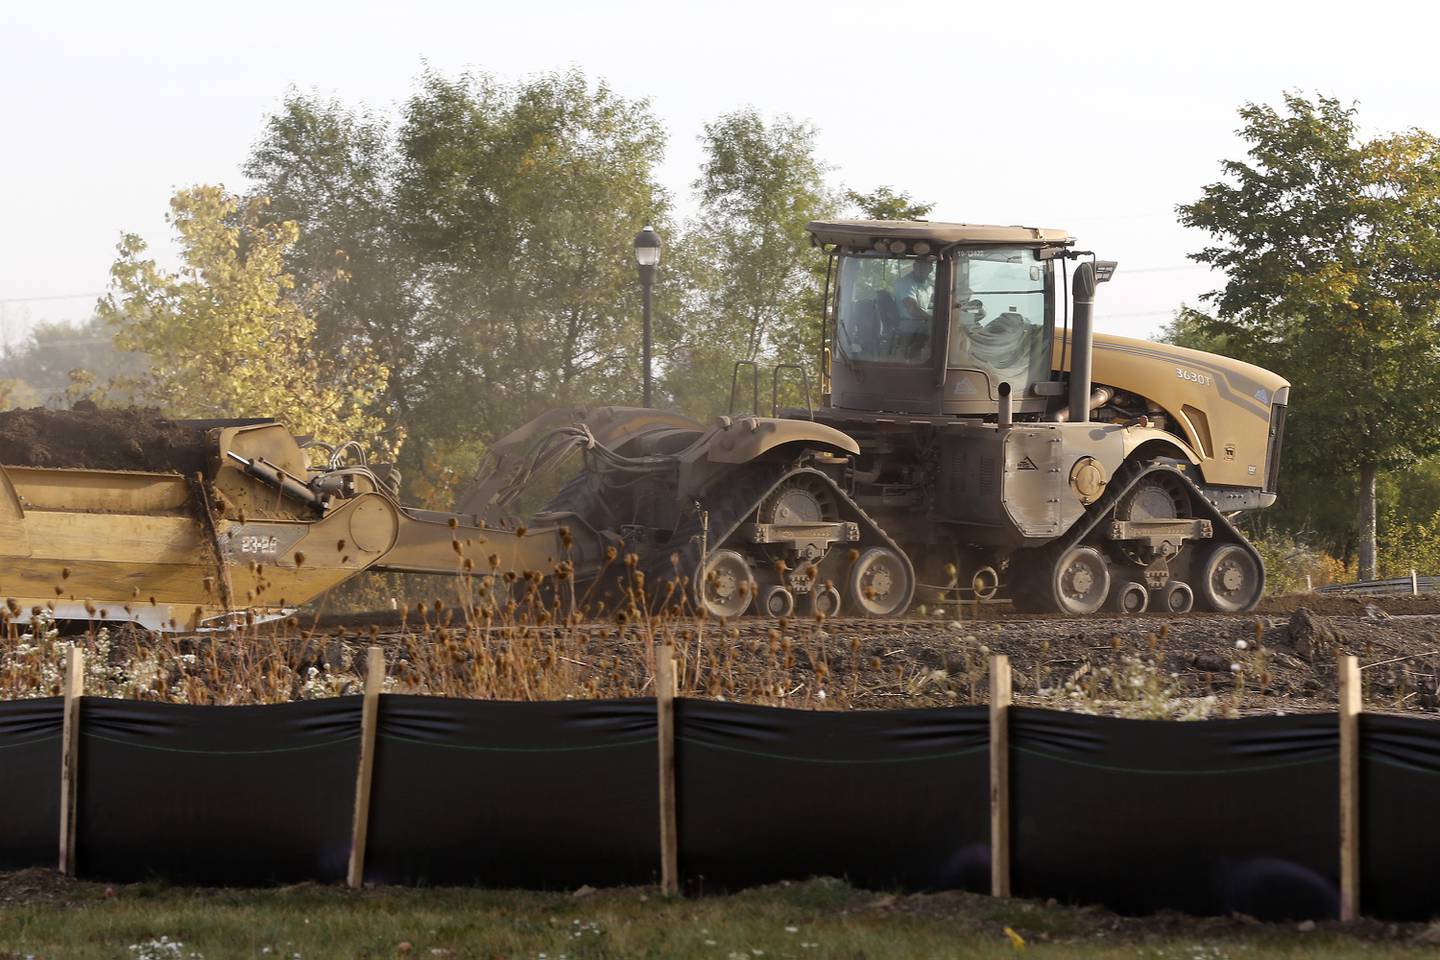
[800,220,1286,615]
[496,220,1289,618]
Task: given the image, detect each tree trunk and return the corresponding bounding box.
[1358,461,1377,582]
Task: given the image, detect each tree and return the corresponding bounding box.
[844,186,934,221]
[247,70,670,489]
[0,315,146,407]
[98,186,398,458]
[395,70,669,439]
[1178,94,1440,579]
[245,94,418,426]
[663,109,836,417]
[1155,306,1232,356]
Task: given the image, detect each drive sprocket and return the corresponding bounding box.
[757,475,839,526]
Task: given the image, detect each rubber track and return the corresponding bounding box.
[1014,460,1266,610]
[640,463,916,613]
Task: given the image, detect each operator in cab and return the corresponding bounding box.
[892,258,935,359]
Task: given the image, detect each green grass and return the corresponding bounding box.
[1,876,1434,959]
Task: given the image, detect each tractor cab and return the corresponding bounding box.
[810,220,1073,418]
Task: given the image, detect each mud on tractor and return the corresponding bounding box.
[0,220,1288,628]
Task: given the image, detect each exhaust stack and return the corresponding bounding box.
[1068,262,1098,424]
[997,381,1012,430]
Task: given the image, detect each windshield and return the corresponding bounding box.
[949,248,1049,394]
[834,254,936,365]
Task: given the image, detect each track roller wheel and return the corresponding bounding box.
[1195,543,1263,613]
[810,584,843,618]
[759,584,796,619]
[698,549,755,619]
[1110,580,1149,615]
[848,546,913,618]
[1157,580,1194,614]
[1037,545,1111,616]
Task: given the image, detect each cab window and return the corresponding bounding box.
[950,249,1049,394]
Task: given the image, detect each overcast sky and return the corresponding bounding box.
[3,0,1439,350]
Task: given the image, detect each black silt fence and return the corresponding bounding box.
[675,699,990,893]
[1359,713,1440,921]
[0,697,62,870]
[363,696,659,888]
[1010,708,1340,920]
[76,697,362,884]
[2,671,1440,922]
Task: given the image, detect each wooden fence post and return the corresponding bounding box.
[1411,569,1420,596]
[990,654,1012,898]
[58,643,84,876]
[347,646,384,889]
[656,638,679,896]
[1338,654,1361,921]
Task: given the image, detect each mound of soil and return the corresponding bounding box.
[0,403,213,476]
[1259,592,1440,617]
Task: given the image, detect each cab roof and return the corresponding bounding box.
[807,219,1073,250]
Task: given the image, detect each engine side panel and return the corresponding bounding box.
[935,422,1130,548]
[1053,331,1289,490]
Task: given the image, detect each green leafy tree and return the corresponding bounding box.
[1377,508,1440,579]
[98,186,398,458]
[1155,306,1232,356]
[1178,94,1440,579]
[663,109,836,417]
[396,70,669,438]
[0,315,146,407]
[844,186,934,221]
[248,70,669,489]
[245,95,417,425]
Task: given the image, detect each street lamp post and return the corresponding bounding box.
[633,225,661,407]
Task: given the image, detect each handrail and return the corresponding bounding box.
[771,364,814,420]
[729,360,760,416]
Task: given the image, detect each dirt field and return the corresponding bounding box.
[19,588,1438,714]
[252,593,1440,717]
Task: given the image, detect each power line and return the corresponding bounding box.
[1104,309,1182,319]
[0,292,106,305]
[1121,264,1210,275]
